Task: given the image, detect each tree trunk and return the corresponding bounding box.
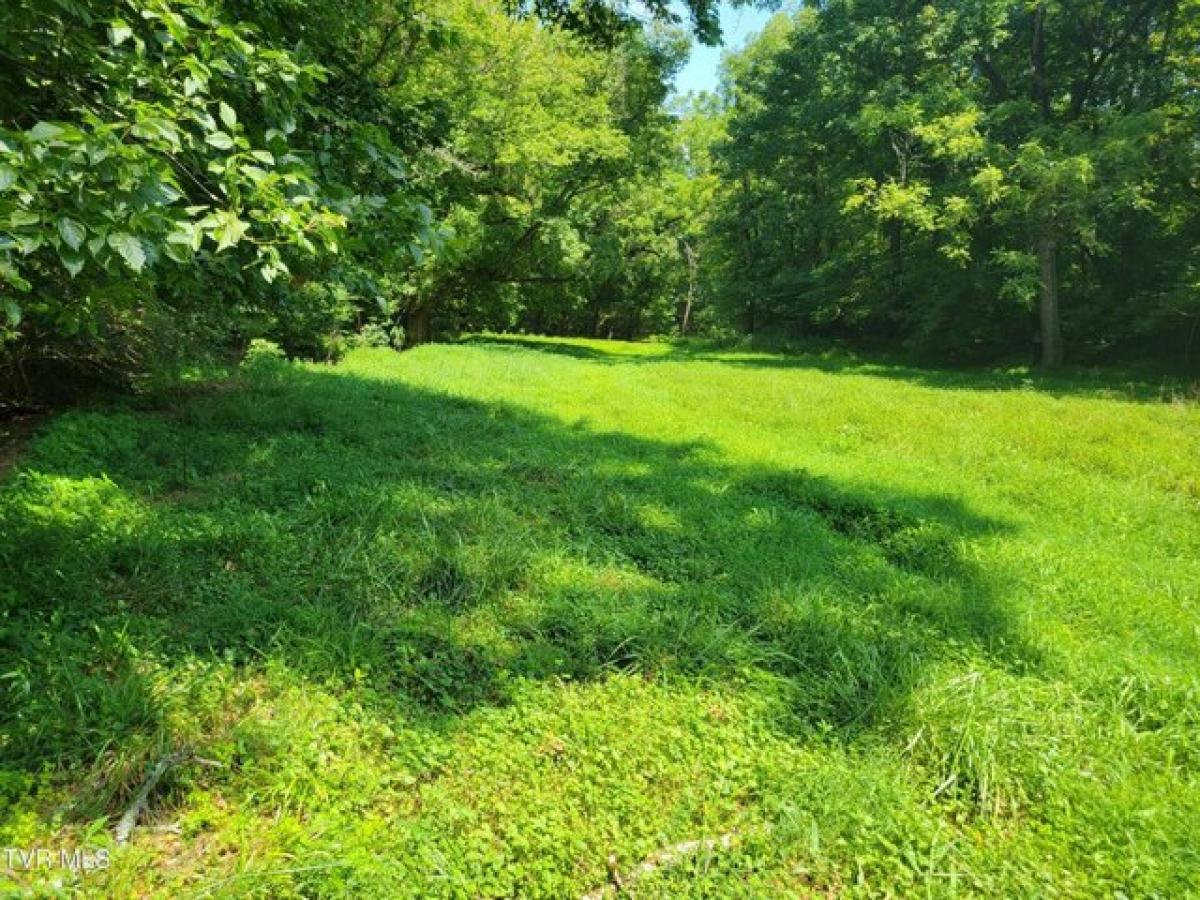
[680,294,694,338]
[1037,234,1063,368]
[740,174,758,335]
[680,242,697,337]
[405,306,432,347]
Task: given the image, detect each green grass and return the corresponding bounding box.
[1,337,1198,897]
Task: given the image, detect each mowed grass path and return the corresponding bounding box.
[1,337,1198,896]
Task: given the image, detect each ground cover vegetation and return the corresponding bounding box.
[2,340,1198,895]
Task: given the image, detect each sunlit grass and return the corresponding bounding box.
[1,338,1197,896]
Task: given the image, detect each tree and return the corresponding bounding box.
[381,3,690,344]
[0,0,349,291]
[708,0,1200,366]
[506,0,768,46]
[1,0,710,388]
[0,0,344,391]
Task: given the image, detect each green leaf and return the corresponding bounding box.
[57,217,85,251]
[9,211,39,228]
[167,222,203,252]
[205,131,235,150]
[219,102,238,129]
[109,20,133,46]
[162,10,189,42]
[131,117,181,148]
[107,232,146,272]
[16,233,43,254]
[211,210,249,251]
[240,165,269,183]
[163,242,191,264]
[0,164,16,192]
[260,260,287,283]
[61,250,85,277]
[3,298,20,327]
[28,122,64,143]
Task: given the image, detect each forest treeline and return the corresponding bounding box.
[710,1,1200,366]
[2,0,1198,403]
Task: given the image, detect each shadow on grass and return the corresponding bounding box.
[0,357,1034,817]
[463,333,1197,402]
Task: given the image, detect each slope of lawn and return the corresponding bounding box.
[1,337,1198,897]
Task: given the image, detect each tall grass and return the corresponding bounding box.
[1,338,1197,896]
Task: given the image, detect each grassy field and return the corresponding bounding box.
[1,336,1198,897]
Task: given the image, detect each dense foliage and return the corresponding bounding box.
[0,0,714,403]
[0,0,345,396]
[2,0,1197,402]
[702,1,1200,365]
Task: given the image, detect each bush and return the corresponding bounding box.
[347,323,392,349]
[268,281,356,362]
[1,285,238,408]
[241,338,287,372]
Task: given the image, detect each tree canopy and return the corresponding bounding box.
[705,1,1200,365]
[1,0,1197,402]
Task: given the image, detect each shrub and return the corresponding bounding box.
[241,338,287,372]
[347,323,395,349]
